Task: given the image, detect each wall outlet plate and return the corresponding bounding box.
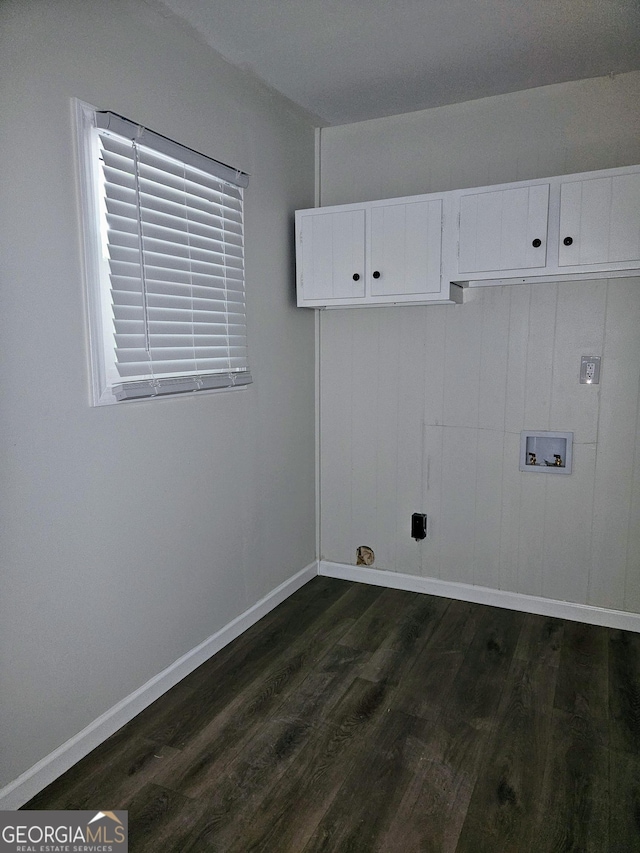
[580,355,601,385]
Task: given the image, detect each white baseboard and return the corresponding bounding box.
[0,561,318,811]
[318,560,640,633]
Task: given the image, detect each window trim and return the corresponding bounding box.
[73,99,251,406]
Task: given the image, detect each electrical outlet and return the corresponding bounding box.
[411,513,427,540]
[580,355,601,385]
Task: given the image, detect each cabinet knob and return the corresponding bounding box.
[563,236,573,246]
[352,273,360,281]
[372,270,381,279]
[532,238,542,248]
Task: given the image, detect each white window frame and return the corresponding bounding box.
[74,99,251,405]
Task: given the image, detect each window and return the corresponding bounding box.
[74,100,251,405]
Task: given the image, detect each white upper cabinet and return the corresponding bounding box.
[298,207,365,302]
[559,171,640,268]
[369,198,443,297]
[451,164,640,286]
[296,164,640,307]
[458,184,549,274]
[296,194,461,307]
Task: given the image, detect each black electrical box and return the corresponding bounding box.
[411,513,427,540]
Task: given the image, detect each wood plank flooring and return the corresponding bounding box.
[23,577,640,852]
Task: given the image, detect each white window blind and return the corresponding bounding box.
[77,102,251,404]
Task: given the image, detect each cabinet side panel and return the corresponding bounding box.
[525,184,550,267]
[404,201,442,295]
[426,200,444,293]
[332,210,366,298]
[500,187,530,269]
[558,180,583,266]
[475,191,504,271]
[458,193,479,273]
[578,177,613,265]
[610,173,640,262]
[300,213,331,300]
[370,204,406,296]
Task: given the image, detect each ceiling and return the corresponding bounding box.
[158,0,640,125]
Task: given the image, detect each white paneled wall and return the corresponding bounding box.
[319,279,640,612]
[320,74,640,207]
[318,72,640,615]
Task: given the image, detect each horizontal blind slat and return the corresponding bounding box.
[141,208,243,241]
[137,162,243,208]
[138,196,242,233]
[141,228,244,253]
[144,283,245,299]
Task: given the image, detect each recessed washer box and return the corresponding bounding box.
[520,431,573,474]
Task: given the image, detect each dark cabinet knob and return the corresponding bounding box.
[353,273,360,281]
[563,237,573,246]
[372,270,381,279]
[532,238,542,248]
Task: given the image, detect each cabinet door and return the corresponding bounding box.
[369,199,442,296]
[559,172,640,267]
[298,208,365,301]
[458,184,549,275]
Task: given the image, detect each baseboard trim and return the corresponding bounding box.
[318,561,640,633]
[0,561,318,811]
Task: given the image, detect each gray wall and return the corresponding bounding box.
[318,73,640,612]
[0,0,315,787]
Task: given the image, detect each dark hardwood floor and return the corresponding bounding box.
[23,577,640,852]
